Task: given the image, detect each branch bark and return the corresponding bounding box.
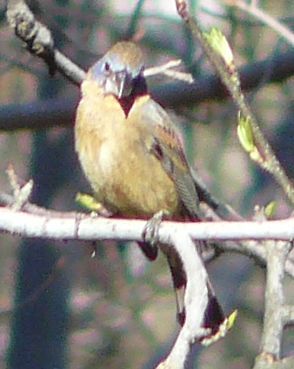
[6,0,85,85]
[1,206,294,242]
[255,242,291,364]
[156,231,211,369]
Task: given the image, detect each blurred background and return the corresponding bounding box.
[0,1,293,368]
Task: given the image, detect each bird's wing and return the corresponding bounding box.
[138,97,201,219]
[135,96,225,333]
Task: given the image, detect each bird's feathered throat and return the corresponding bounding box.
[117,75,148,117]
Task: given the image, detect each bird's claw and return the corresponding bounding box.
[141,210,168,260]
[142,210,169,246]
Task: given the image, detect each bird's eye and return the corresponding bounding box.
[104,62,111,72]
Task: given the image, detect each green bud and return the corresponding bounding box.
[204,27,234,66]
[264,201,277,218]
[75,192,102,212]
[237,114,255,152]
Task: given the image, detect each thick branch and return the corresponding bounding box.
[0,206,294,242]
[0,97,76,131]
[156,231,211,369]
[6,0,85,85]
[253,240,293,369]
[282,305,294,326]
[253,356,294,369]
[260,242,290,358]
[2,201,294,277]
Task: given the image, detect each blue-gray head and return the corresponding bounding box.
[89,42,145,99]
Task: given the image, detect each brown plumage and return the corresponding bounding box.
[75,41,225,336]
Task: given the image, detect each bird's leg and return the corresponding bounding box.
[143,209,169,245]
[140,210,170,261]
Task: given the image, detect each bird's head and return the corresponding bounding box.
[88,42,146,99]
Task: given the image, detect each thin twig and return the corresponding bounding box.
[144,59,194,83]
[175,0,294,206]
[144,59,182,77]
[6,164,33,210]
[233,0,294,47]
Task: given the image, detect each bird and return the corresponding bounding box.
[75,41,225,341]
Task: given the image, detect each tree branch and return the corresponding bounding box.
[232,0,294,47]
[1,203,293,369]
[0,206,294,242]
[156,231,211,369]
[257,242,291,362]
[282,305,294,326]
[253,356,294,369]
[155,49,294,108]
[175,0,294,206]
[1,49,294,131]
[6,0,85,85]
[3,0,294,134]
[251,238,293,369]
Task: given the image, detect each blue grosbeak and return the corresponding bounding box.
[75,41,225,340]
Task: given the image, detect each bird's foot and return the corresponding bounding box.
[75,192,112,217]
[142,209,169,246]
[140,210,169,261]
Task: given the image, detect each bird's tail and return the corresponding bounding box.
[139,240,226,343]
[165,244,225,338]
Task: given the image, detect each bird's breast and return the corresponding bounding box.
[75,93,180,217]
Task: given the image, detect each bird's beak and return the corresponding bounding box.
[104,70,134,99]
[114,70,134,99]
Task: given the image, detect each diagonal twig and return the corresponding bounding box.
[232,0,294,47]
[175,0,294,206]
[6,0,85,85]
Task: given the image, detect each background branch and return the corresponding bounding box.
[232,0,294,47]
[175,0,294,206]
[1,49,293,131]
[254,241,291,368]
[6,0,85,84]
